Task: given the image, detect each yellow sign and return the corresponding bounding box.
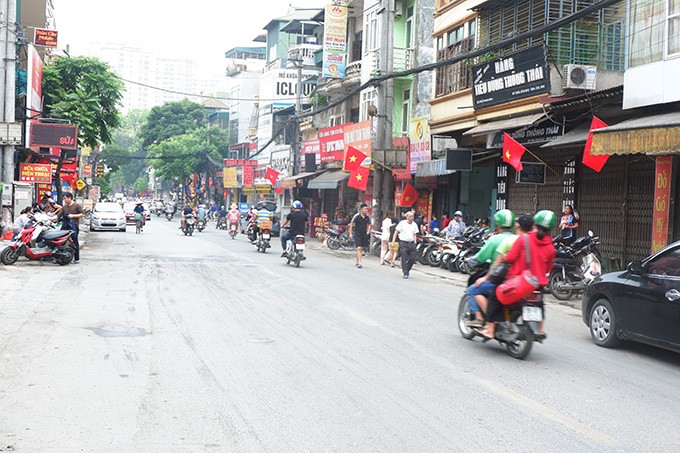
[243,186,256,195]
[83,199,93,211]
[255,184,272,194]
[81,146,92,157]
[223,167,238,188]
[76,179,86,190]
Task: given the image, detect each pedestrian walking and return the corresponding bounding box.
[379,212,393,265]
[387,216,399,267]
[392,211,419,279]
[60,192,85,264]
[347,204,371,268]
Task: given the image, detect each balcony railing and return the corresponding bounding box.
[368,48,415,75]
[287,44,322,67]
[343,60,362,82]
[435,38,473,97]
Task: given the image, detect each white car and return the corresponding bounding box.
[90,202,126,232]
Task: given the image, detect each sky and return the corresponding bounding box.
[52,0,326,76]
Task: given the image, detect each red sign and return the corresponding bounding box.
[37,183,53,196]
[302,139,321,155]
[34,28,58,47]
[224,159,258,166]
[242,166,254,186]
[319,124,347,162]
[651,156,673,253]
[20,164,52,183]
[344,120,372,160]
[30,124,78,150]
[82,164,93,178]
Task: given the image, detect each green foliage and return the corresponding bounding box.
[147,126,228,181]
[94,175,112,198]
[133,176,149,193]
[42,56,124,147]
[138,100,207,148]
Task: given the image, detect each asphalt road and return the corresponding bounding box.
[1,216,679,451]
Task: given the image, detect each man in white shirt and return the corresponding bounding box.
[391,211,420,279]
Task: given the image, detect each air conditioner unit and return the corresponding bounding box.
[563,64,597,90]
[394,0,403,17]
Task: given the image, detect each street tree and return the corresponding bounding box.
[42,56,124,201]
[139,100,207,149]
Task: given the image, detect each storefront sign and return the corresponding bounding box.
[29,123,78,150]
[302,139,321,155]
[319,124,347,162]
[224,159,257,166]
[34,28,58,47]
[223,167,238,188]
[416,190,432,221]
[344,121,372,165]
[243,186,256,195]
[242,165,254,186]
[322,4,348,78]
[26,45,43,150]
[651,156,673,253]
[496,164,508,211]
[255,184,272,194]
[259,69,318,109]
[19,163,52,183]
[515,162,546,185]
[409,117,431,173]
[472,45,550,109]
[487,122,563,148]
[82,164,92,178]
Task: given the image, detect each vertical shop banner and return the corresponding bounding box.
[302,138,321,166]
[26,45,43,150]
[319,124,347,162]
[416,190,432,221]
[344,120,372,164]
[651,156,673,253]
[322,4,348,78]
[242,165,254,186]
[223,167,238,188]
[82,164,92,178]
[409,117,431,173]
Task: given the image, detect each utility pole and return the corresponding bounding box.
[289,56,303,178]
[373,0,394,227]
[0,0,16,223]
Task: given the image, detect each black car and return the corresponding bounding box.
[582,241,680,352]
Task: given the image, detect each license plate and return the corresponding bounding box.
[296,244,305,250]
[522,306,543,322]
[263,234,270,239]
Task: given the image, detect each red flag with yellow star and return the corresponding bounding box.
[347,165,369,191]
[582,116,610,172]
[502,133,526,172]
[399,183,419,207]
[344,146,367,172]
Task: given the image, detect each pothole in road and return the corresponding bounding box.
[87,325,148,337]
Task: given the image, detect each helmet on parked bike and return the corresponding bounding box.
[293,200,303,209]
[493,209,515,228]
[534,210,557,229]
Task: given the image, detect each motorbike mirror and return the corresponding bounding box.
[627,260,643,274]
[588,230,594,237]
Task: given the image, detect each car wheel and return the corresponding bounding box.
[589,298,621,348]
[89,224,95,232]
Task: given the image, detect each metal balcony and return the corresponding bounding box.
[286,44,323,68]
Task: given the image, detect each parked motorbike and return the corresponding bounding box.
[325,228,356,251]
[452,227,489,274]
[229,221,238,239]
[370,229,383,257]
[416,234,439,265]
[548,230,602,300]
[196,217,206,232]
[1,214,74,266]
[182,214,196,236]
[457,269,542,360]
[255,221,272,253]
[283,231,306,267]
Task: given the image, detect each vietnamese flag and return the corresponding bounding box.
[582,116,610,172]
[399,183,419,206]
[265,167,279,185]
[344,146,367,172]
[502,133,526,172]
[347,165,369,191]
[274,187,284,194]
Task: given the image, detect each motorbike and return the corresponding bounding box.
[325,228,356,251]
[548,230,602,300]
[457,269,542,360]
[229,221,238,239]
[246,220,257,242]
[255,220,272,253]
[182,214,196,236]
[451,227,489,274]
[216,217,228,230]
[1,214,74,266]
[165,209,174,221]
[196,217,207,232]
[283,231,306,267]
[154,206,163,217]
[370,229,383,257]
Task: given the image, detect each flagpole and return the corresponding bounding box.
[523,149,560,177]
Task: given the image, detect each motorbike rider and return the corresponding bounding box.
[227,203,240,230]
[445,211,466,240]
[280,200,308,257]
[215,205,228,228]
[180,204,195,230]
[196,204,207,220]
[133,202,146,230]
[39,191,61,214]
[253,202,273,243]
[478,210,557,340]
[463,210,516,328]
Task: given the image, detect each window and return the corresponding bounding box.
[435,18,477,97]
[405,6,414,48]
[360,89,377,121]
[668,0,680,55]
[646,247,680,277]
[401,89,411,133]
[365,11,379,54]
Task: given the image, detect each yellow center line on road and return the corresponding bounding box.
[482,379,620,448]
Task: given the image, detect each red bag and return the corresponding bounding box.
[495,235,539,305]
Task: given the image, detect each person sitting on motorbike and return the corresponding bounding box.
[12,206,34,239]
[133,202,146,230]
[196,204,207,220]
[445,211,466,240]
[280,200,308,257]
[463,210,516,328]
[215,205,227,228]
[478,210,557,340]
[227,203,240,230]
[252,202,273,243]
[180,204,195,230]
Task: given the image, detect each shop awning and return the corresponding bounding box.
[540,123,591,148]
[307,170,350,189]
[462,113,546,136]
[591,112,680,155]
[279,171,323,189]
[415,159,454,177]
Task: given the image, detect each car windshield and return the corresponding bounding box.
[123,203,135,211]
[95,203,122,213]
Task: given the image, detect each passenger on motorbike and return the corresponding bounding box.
[197,204,207,220]
[227,203,240,228]
[280,200,308,257]
[464,210,516,328]
[445,211,466,240]
[478,210,557,340]
[180,204,195,230]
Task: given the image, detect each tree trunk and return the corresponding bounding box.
[55,149,66,204]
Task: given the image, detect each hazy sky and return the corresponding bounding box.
[52,1,326,75]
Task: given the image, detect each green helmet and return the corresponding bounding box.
[534,210,557,229]
[493,209,515,228]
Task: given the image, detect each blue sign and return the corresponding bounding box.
[239,202,250,214]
